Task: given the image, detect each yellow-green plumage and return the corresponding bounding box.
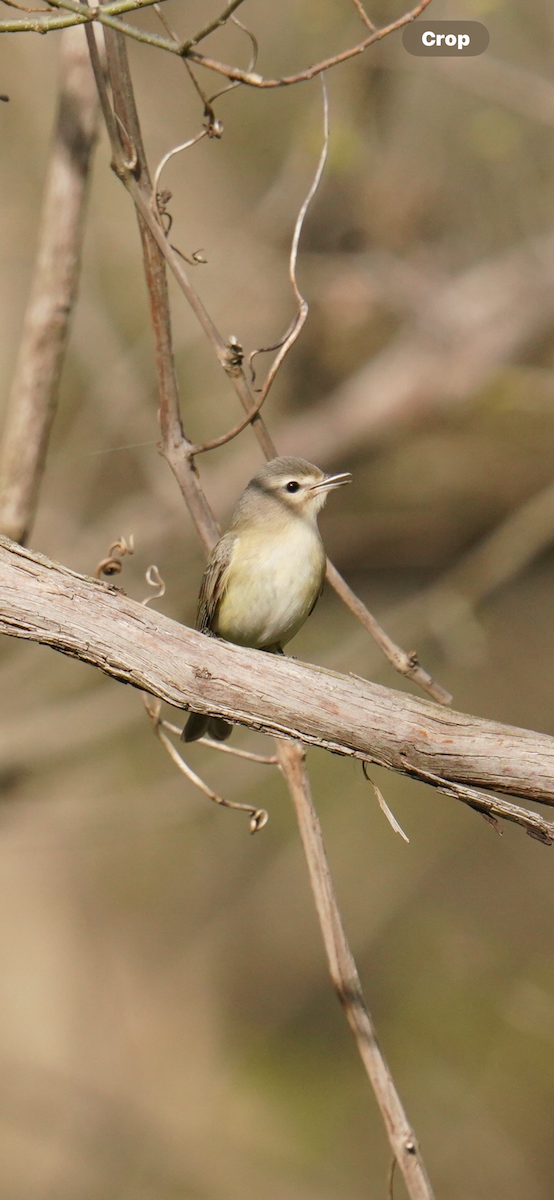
[213,520,325,649]
[182,456,350,743]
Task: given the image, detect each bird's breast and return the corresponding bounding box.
[214,521,325,650]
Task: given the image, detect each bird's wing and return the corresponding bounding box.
[196,533,237,633]
[307,561,326,618]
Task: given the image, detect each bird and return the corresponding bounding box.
[182,455,352,743]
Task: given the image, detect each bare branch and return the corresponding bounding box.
[329,562,452,705]
[401,763,554,847]
[143,696,268,832]
[0,0,177,34]
[0,26,99,544]
[247,76,329,407]
[101,27,221,552]
[153,3,223,130]
[180,0,247,52]
[79,34,446,1187]
[207,13,259,106]
[1,0,51,11]
[88,55,448,704]
[2,538,554,816]
[195,77,329,455]
[152,129,208,212]
[160,721,279,765]
[191,389,273,456]
[362,765,410,842]
[110,120,450,703]
[277,739,434,1200]
[186,1,434,87]
[0,0,433,82]
[350,0,376,32]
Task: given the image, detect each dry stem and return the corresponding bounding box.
[0,0,434,87]
[0,25,99,543]
[277,739,434,1200]
[87,25,438,1188]
[83,13,441,1192]
[86,11,449,706]
[143,697,268,832]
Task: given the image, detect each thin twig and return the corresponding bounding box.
[208,14,259,106]
[362,764,410,843]
[350,0,376,32]
[5,0,182,43]
[0,25,99,544]
[153,129,208,213]
[332,563,452,706]
[0,0,179,35]
[101,26,222,552]
[247,76,329,408]
[181,0,247,52]
[400,760,554,846]
[194,78,329,454]
[0,0,51,10]
[144,696,268,831]
[153,3,260,121]
[186,1,434,86]
[160,720,279,764]
[88,31,450,706]
[87,40,450,707]
[153,2,218,130]
[0,0,434,78]
[84,36,439,1193]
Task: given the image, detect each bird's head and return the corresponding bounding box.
[247,456,352,521]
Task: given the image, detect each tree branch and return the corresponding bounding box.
[86,26,450,708]
[95,31,437,1195]
[185,1,433,86]
[0,25,99,543]
[278,739,434,1200]
[0,0,173,32]
[100,24,220,553]
[0,0,434,74]
[2,537,554,816]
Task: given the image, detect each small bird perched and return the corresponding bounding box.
[182,455,351,743]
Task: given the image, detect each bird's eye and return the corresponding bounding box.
[286,481,300,493]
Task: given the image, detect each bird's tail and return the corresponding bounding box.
[181,712,233,743]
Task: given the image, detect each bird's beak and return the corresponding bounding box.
[310,471,352,493]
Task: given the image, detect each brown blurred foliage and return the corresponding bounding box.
[1,1,554,1197]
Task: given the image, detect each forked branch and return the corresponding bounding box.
[85,21,449,705]
[0,0,434,88]
[82,16,443,1196]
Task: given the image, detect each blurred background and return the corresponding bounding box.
[1,0,554,1196]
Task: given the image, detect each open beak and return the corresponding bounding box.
[311,471,352,494]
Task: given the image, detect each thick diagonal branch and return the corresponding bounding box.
[2,538,554,813]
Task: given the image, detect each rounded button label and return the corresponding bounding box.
[402,21,490,56]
